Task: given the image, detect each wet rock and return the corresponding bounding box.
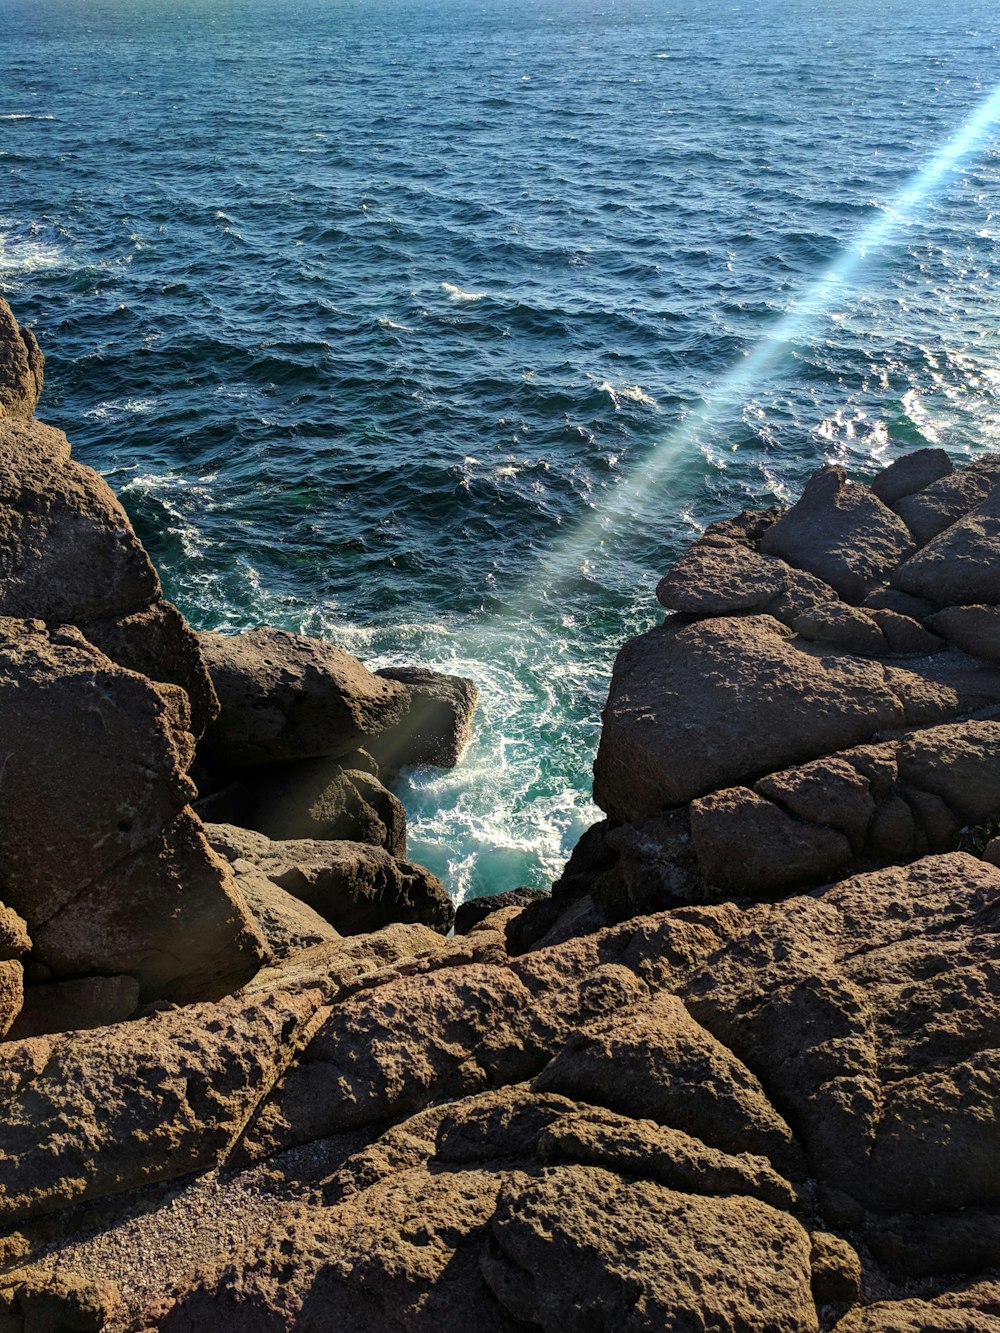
[870,447,953,506]
[0,298,43,420]
[759,465,913,603]
[371,665,478,774]
[199,627,411,766]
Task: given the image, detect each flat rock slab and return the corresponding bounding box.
[199,628,410,766]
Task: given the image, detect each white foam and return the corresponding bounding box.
[597,380,658,409]
[442,281,488,303]
[0,113,55,120]
[377,316,414,332]
[0,225,66,277]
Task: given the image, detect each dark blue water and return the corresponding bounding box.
[2,0,1000,903]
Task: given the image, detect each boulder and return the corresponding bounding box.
[237,758,407,854]
[690,787,852,893]
[0,298,43,420]
[0,905,29,1040]
[198,628,410,766]
[371,665,478,773]
[455,887,549,935]
[0,419,159,623]
[593,615,917,821]
[5,974,139,1041]
[29,810,265,1002]
[892,455,1000,544]
[205,823,452,937]
[225,862,340,962]
[81,599,219,739]
[759,466,913,602]
[928,604,1000,662]
[656,537,787,615]
[870,447,952,506]
[892,485,1000,605]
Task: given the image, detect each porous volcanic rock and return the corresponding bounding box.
[892,484,1000,605]
[869,446,952,506]
[199,627,411,766]
[205,822,453,936]
[0,298,43,420]
[928,603,1000,661]
[0,904,29,1039]
[759,465,913,602]
[891,453,1000,544]
[371,665,478,773]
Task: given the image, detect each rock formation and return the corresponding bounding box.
[2,297,1000,1331]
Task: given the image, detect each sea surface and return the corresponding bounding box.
[2,0,999,904]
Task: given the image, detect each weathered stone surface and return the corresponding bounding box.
[455,887,548,935]
[760,466,913,602]
[0,907,28,1040]
[0,421,159,623]
[690,787,852,892]
[892,455,1000,545]
[866,607,943,655]
[371,665,478,772]
[30,810,266,1002]
[0,1268,120,1332]
[928,603,1000,662]
[893,486,1000,605]
[809,1232,862,1307]
[870,447,953,506]
[81,600,219,740]
[656,537,787,614]
[0,298,43,420]
[5,974,139,1041]
[0,987,324,1226]
[895,721,1000,824]
[534,989,801,1173]
[593,615,913,820]
[755,755,877,848]
[832,1288,1000,1332]
[226,862,340,962]
[0,620,195,922]
[241,758,407,855]
[205,823,452,937]
[199,628,410,766]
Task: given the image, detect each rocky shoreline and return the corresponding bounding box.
[1,298,999,1330]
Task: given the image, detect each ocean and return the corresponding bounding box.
[1,0,999,905]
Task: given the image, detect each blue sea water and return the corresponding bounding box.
[1,0,999,904]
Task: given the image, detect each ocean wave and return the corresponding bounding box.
[0,113,55,121]
[441,281,488,303]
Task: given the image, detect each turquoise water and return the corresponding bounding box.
[2,0,1000,904]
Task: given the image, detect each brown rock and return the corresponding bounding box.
[896,721,1000,824]
[81,599,219,739]
[199,627,410,765]
[0,299,43,420]
[870,446,953,506]
[0,1269,120,1332]
[30,810,265,1002]
[226,862,340,963]
[927,604,1000,662]
[656,537,787,614]
[690,786,852,892]
[593,615,909,820]
[243,758,407,855]
[0,420,159,622]
[534,989,802,1174]
[755,755,877,847]
[371,665,478,772]
[760,465,913,602]
[866,607,943,655]
[892,454,1000,545]
[0,620,196,922]
[5,974,139,1041]
[810,1231,862,1306]
[0,986,324,1226]
[483,1167,817,1333]
[892,485,1000,605]
[205,822,451,937]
